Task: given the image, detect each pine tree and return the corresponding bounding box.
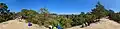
[0,3,14,23]
[91,2,109,19]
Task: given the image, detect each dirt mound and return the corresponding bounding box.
[0,19,48,29]
[66,18,120,29]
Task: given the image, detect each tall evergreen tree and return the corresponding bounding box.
[0,3,9,14]
[0,3,14,23]
[91,2,109,19]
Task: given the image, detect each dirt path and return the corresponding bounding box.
[66,18,120,29]
[0,19,48,29]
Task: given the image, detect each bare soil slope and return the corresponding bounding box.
[0,19,48,29]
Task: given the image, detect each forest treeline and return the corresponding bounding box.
[0,2,120,28]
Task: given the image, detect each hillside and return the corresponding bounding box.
[66,18,120,29]
[0,18,48,29]
[1,18,120,29]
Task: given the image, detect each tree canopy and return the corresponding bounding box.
[0,3,15,23]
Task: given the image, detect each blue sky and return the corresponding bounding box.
[0,0,118,14]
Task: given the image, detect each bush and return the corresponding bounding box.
[109,13,120,23]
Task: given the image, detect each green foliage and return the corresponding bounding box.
[20,9,38,16]
[18,9,39,21]
[18,8,73,28]
[0,3,15,23]
[0,3,8,10]
[109,10,120,23]
[57,16,72,28]
[40,8,49,14]
[72,12,86,26]
[91,2,109,19]
[71,2,111,27]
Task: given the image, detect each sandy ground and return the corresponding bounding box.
[0,19,48,29]
[66,18,120,29]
